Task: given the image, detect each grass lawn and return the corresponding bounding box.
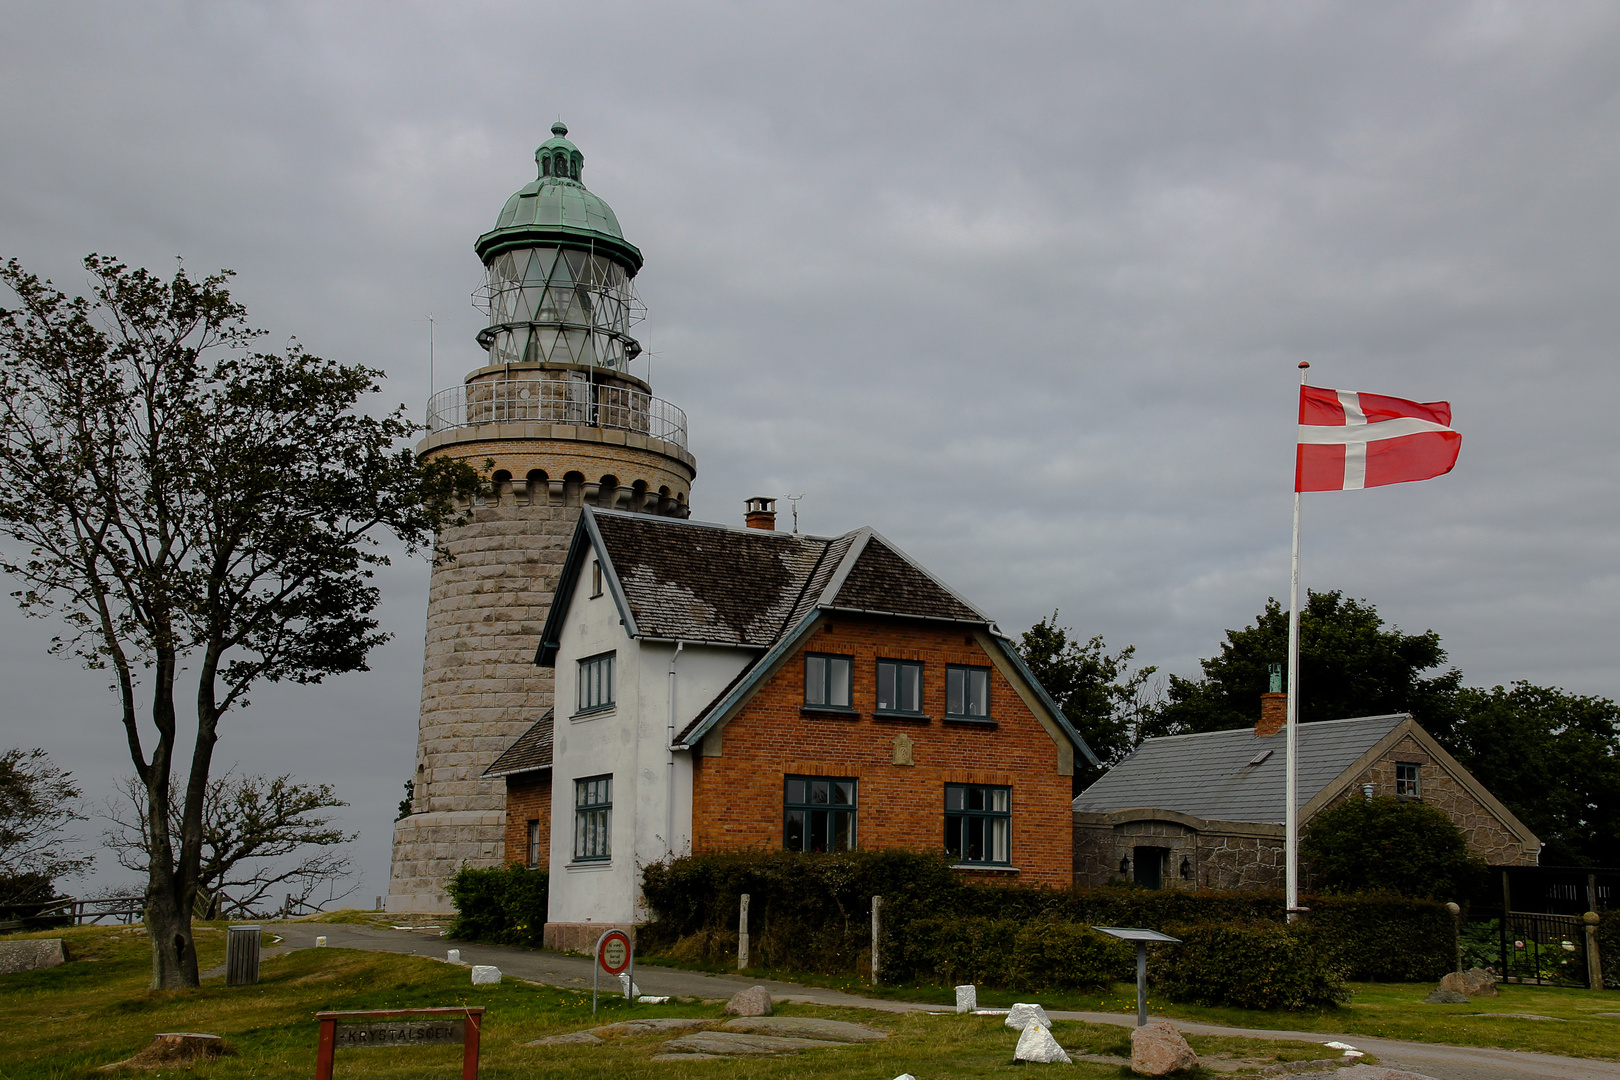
[1,926,1342,1080]
[638,954,1620,1060]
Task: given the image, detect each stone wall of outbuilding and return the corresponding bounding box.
[1074,735,1537,890]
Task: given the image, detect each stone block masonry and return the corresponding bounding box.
[388,418,695,914]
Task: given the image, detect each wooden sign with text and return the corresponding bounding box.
[315,1007,483,1080]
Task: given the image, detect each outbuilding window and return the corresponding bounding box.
[784,776,856,853]
[945,783,1010,865]
[526,820,542,869]
[1395,762,1421,799]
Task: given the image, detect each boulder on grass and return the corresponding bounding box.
[1003,1002,1051,1030]
[1439,968,1498,998]
[1131,1021,1198,1076]
[724,985,772,1017]
[1424,987,1468,1004]
[1014,1020,1072,1064]
[0,938,67,974]
[471,964,502,985]
[99,1033,231,1071]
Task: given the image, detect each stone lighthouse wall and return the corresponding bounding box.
[387,426,693,913]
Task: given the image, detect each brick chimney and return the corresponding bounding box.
[1257,692,1287,737]
[744,496,777,531]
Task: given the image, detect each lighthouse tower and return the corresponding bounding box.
[388,125,696,913]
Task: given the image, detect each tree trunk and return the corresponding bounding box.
[146,884,199,989]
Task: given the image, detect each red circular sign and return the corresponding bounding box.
[597,930,632,975]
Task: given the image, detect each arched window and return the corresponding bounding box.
[555,152,568,177]
[541,156,551,177]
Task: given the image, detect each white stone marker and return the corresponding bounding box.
[471,965,502,985]
[1014,1020,1073,1064]
[617,972,641,997]
[1004,1003,1051,1030]
[315,936,327,947]
[955,984,977,1013]
[447,949,461,964]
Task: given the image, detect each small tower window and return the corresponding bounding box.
[555,152,568,177]
[541,156,551,177]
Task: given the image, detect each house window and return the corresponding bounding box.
[944,783,1010,865]
[577,652,614,714]
[1395,762,1421,799]
[526,820,541,869]
[573,775,611,861]
[591,560,603,598]
[945,665,990,720]
[876,659,923,715]
[784,776,856,853]
[804,654,853,709]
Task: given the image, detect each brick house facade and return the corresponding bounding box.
[511,504,1096,948]
[1073,712,1539,891]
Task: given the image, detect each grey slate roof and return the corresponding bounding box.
[591,512,828,646]
[1072,713,1409,823]
[483,709,554,777]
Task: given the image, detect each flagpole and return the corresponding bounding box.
[1286,361,1308,922]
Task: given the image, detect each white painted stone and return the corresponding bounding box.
[1014,1020,1072,1064]
[1004,1003,1051,1030]
[446,949,461,964]
[955,984,977,1013]
[471,965,502,985]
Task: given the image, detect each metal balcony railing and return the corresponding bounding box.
[425,378,688,452]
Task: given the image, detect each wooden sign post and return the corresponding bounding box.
[314,1007,483,1080]
[593,928,634,1016]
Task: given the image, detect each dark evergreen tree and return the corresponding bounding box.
[1149,590,1462,737]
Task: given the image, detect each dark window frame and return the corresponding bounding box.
[783,775,858,853]
[526,819,542,869]
[944,782,1012,866]
[573,774,612,862]
[875,658,925,716]
[590,559,604,598]
[944,664,992,721]
[803,653,855,712]
[576,651,615,716]
[1395,761,1422,799]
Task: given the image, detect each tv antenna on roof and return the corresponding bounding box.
[785,493,804,533]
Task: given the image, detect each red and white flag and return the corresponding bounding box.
[1296,386,1460,492]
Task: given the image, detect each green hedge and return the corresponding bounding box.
[446,864,548,947]
[894,916,1132,990]
[639,850,1454,991]
[1151,922,1351,1010]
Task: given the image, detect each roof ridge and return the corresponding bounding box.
[592,506,836,542]
[771,534,837,644]
[857,528,993,623]
[816,527,872,606]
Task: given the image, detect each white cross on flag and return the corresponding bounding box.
[1296,386,1460,492]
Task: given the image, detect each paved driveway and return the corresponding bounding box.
[263,921,1620,1080]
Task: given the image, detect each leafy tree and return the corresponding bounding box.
[1438,682,1620,868]
[104,771,357,918]
[0,256,479,987]
[1017,613,1157,789]
[0,747,92,913]
[1150,590,1462,737]
[1302,794,1484,900]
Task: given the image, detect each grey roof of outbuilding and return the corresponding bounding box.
[1071,713,1410,823]
[483,709,554,777]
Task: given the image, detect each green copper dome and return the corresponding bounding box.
[473,122,643,274]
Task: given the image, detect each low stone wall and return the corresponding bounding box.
[0,938,68,974]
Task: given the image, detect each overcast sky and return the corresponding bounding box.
[4,1,1618,901]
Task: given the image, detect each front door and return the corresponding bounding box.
[1133,846,1165,890]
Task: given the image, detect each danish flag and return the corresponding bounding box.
[1296,386,1460,492]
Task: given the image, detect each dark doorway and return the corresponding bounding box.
[1133,846,1166,890]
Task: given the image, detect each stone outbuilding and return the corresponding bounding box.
[1072,711,1539,890]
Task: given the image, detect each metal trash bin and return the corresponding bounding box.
[226,924,262,986]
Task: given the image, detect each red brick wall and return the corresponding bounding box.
[690,617,1075,886]
[504,772,551,868]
